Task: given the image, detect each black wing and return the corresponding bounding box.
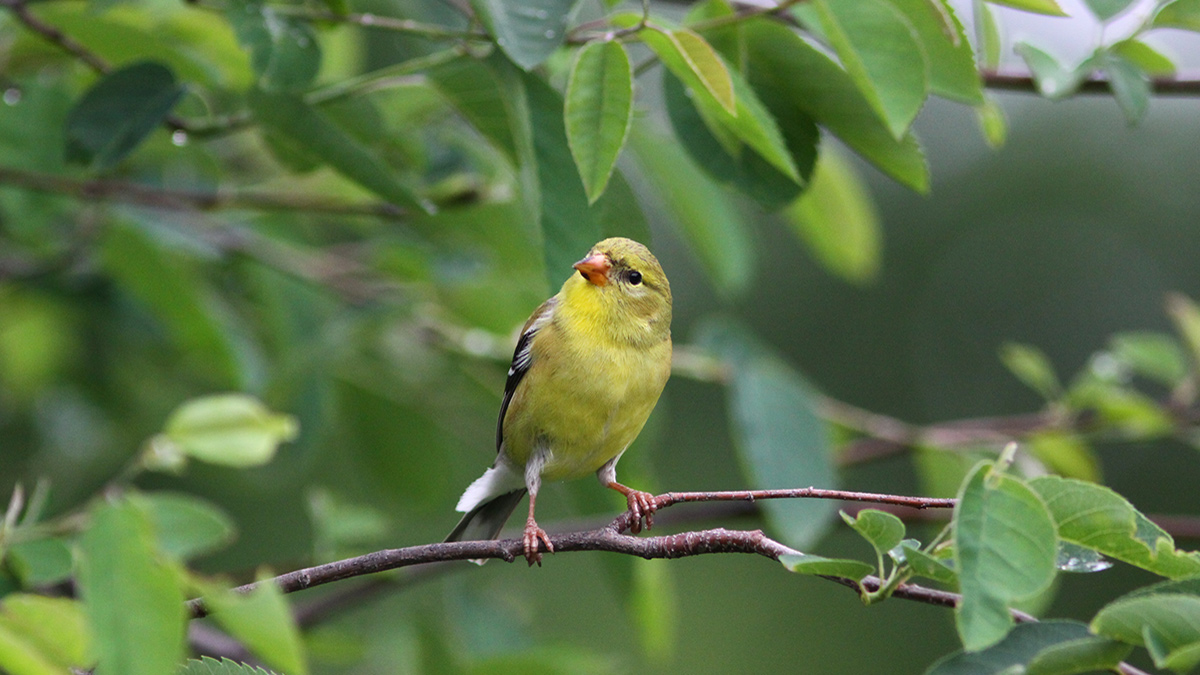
[495,297,556,453]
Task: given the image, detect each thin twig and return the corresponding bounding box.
[0,0,109,73]
[984,69,1200,96]
[656,488,957,510]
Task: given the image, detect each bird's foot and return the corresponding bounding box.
[523,519,554,566]
[625,490,660,534]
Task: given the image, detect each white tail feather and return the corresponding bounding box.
[456,463,522,513]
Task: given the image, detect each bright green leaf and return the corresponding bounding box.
[976,97,1008,149]
[901,543,958,584]
[156,393,298,468]
[999,342,1061,399]
[5,538,73,587]
[1092,594,1200,672]
[954,462,1058,650]
[696,319,837,549]
[1030,476,1200,579]
[180,656,282,675]
[780,553,875,581]
[637,25,736,115]
[1103,51,1151,124]
[0,624,60,675]
[927,621,1095,675]
[0,595,91,670]
[64,61,184,169]
[206,573,309,675]
[78,500,186,675]
[988,0,1068,16]
[470,0,575,70]
[1111,39,1177,76]
[812,0,929,139]
[1154,0,1200,32]
[227,2,321,92]
[977,0,1003,69]
[130,492,236,561]
[1026,432,1100,483]
[784,146,882,285]
[743,20,929,192]
[631,128,754,298]
[565,41,633,204]
[843,509,906,558]
[889,0,984,105]
[1109,331,1187,387]
[249,89,434,213]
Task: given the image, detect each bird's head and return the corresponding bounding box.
[566,237,672,343]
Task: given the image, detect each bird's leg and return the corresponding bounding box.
[523,448,553,566]
[522,492,553,566]
[597,455,658,534]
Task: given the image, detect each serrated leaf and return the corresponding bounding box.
[1092,594,1200,672]
[812,0,929,139]
[0,595,91,670]
[1154,0,1200,31]
[631,128,754,298]
[64,61,184,169]
[1026,635,1133,675]
[130,492,236,561]
[1000,342,1061,399]
[902,543,958,583]
[988,0,1068,16]
[205,574,308,675]
[927,621,1095,675]
[780,553,875,581]
[227,2,321,92]
[743,20,929,192]
[696,319,836,549]
[470,0,575,70]
[79,501,186,675]
[954,462,1058,650]
[784,147,881,285]
[1111,39,1176,76]
[565,41,633,204]
[889,0,984,104]
[180,656,282,675]
[1103,51,1150,124]
[636,25,736,115]
[248,89,434,213]
[158,393,298,468]
[1030,476,1200,579]
[843,509,906,558]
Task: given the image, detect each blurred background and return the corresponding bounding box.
[2,0,1200,672]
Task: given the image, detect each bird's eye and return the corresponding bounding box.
[627,270,642,285]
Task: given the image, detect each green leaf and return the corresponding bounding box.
[1154,0,1200,31]
[64,61,184,169]
[227,2,321,92]
[976,97,1008,149]
[565,41,633,204]
[155,393,298,468]
[1014,42,1087,99]
[901,543,958,584]
[248,89,434,213]
[1067,377,1175,436]
[630,128,754,298]
[812,0,929,139]
[1109,331,1188,387]
[977,0,1003,69]
[743,19,929,193]
[954,462,1058,651]
[130,492,236,561]
[842,509,906,558]
[0,624,60,675]
[1092,593,1200,672]
[1167,293,1200,372]
[999,342,1061,399]
[470,0,576,70]
[630,559,677,660]
[696,319,837,549]
[1110,39,1176,76]
[783,146,882,285]
[1084,0,1135,20]
[927,621,1119,675]
[79,500,186,675]
[780,553,875,581]
[637,25,736,115]
[5,538,73,587]
[180,656,282,675]
[988,0,1068,16]
[205,574,309,675]
[0,595,91,670]
[1030,476,1200,579]
[888,0,985,105]
[1026,432,1100,483]
[1026,635,1133,675]
[1103,51,1151,124]
[428,56,522,162]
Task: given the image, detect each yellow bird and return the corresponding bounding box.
[446,237,672,565]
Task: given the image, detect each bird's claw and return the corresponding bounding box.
[523,520,554,566]
[625,490,659,534]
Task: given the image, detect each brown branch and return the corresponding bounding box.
[0,0,110,73]
[656,488,957,510]
[984,69,1200,96]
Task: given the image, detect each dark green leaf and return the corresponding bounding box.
[1025,635,1133,675]
[470,0,576,70]
[1092,593,1200,672]
[156,393,298,468]
[79,500,186,675]
[130,492,237,561]
[565,41,633,204]
[954,462,1058,650]
[227,2,321,92]
[780,553,875,581]
[926,621,1103,675]
[1103,51,1150,124]
[249,89,434,213]
[696,319,836,549]
[842,509,906,557]
[64,61,184,169]
[743,20,929,192]
[5,538,73,587]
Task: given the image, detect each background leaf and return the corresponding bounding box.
[565,41,633,204]
[64,61,184,168]
[471,0,576,70]
[158,393,298,468]
[205,573,309,675]
[131,492,237,561]
[227,2,321,92]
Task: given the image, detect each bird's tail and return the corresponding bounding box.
[445,489,527,543]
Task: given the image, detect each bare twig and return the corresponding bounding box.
[983,69,1200,96]
[0,0,110,73]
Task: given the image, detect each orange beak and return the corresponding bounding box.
[573,253,611,286]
